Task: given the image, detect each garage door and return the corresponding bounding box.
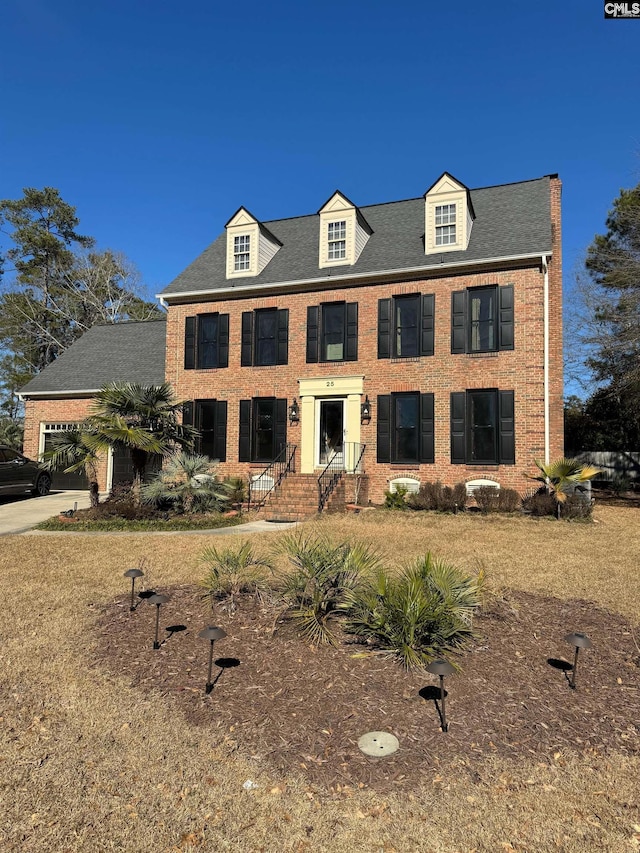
[42,430,88,491]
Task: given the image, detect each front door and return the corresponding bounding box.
[318,399,344,466]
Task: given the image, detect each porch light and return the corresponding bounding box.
[124,568,144,611]
[198,626,227,694]
[361,395,372,423]
[288,398,300,424]
[426,659,456,732]
[564,631,592,689]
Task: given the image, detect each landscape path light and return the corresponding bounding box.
[148,594,170,649]
[426,659,456,732]
[198,626,227,694]
[564,631,592,689]
[124,568,144,611]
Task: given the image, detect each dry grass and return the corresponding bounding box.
[1,505,639,852]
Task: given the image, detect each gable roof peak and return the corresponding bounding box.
[423,172,470,198]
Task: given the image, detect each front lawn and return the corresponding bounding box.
[1,504,639,852]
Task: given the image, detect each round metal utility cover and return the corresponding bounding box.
[358,731,399,757]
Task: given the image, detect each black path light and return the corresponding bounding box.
[124,568,144,611]
[198,627,227,694]
[148,594,170,649]
[564,632,592,689]
[426,659,456,732]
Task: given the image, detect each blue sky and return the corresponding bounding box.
[2,1,639,335]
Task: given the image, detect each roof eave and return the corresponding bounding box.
[157,250,551,303]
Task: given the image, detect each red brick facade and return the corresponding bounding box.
[22,177,563,501]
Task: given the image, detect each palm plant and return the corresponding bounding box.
[347,553,484,670]
[524,457,600,515]
[200,540,273,613]
[276,532,381,645]
[140,452,228,513]
[85,382,195,502]
[42,428,101,507]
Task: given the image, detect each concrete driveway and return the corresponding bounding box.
[0,491,89,535]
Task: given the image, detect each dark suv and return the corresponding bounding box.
[0,446,51,497]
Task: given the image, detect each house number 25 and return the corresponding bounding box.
[326,381,334,387]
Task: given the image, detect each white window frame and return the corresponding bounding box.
[327,220,346,261]
[234,234,251,271]
[435,203,457,246]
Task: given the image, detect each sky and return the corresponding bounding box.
[2,0,639,381]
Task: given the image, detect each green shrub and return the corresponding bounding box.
[141,452,229,514]
[474,486,521,514]
[347,553,484,669]
[384,486,408,510]
[560,494,594,521]
[200,540,273,613]
[276,532,381,645]
[223,476,247,509]
[610,474,631,495]
[407,481,467,512]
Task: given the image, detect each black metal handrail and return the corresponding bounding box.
[318,442,365,512]
[248,443,297,510]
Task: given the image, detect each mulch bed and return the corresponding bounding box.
[91,587,640,793]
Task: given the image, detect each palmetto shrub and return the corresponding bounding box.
[276,531,381,646]
[141,452,229,514]
[407,481,467,512]
[200,540,273,613]
[346,553,484,669]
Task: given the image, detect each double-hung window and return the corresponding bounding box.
[378,294,434,359]
[327,220,346,261]
[238,398,288,463]
[182,399,228,461]
[306,302,358,363]
[241,308,289,367]
[450,390,515,465]
[377,392,435,464]
[451,284,514,354]
[184,313,229,369]
[234,234,251,271]
[435,204,457,246]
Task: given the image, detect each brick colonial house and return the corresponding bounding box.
[21,173,563,507]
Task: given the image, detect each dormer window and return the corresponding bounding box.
[234,235,251,271]
[424,173,475,255]
[327,221,347,260]
[435,204,457,246]
[318,192,372,269]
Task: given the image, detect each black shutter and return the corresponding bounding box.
[377,395,391,462]
[378,299,391,359]
[274,398,287,456]
[306,306,319,363]
[276,309,289,365]
[498,390,515,464]
[213,400,227,462]
[239,400,251,462]
[499,285,514,351]
[419,393,435,463]
[184,317,196,369]
[451,291,466,354]
[450,392,466,464]
[218,314,229,368]
[346,302,358,361]
[421,294,435,357]
[241,312,253,366]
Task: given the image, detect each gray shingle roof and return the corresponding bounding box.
[160,176,552,298]
[20,321,167,395]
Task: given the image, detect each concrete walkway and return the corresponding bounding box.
[0,490,298,536]
[0,491,90,535]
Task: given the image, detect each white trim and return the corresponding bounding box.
[157,251,552,303]
[106,446,114,493]
[19,389,100,399]
[542,253,550,465]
